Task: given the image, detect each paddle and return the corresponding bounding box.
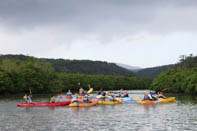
[29,88,33,103]
[87,88,93,94]
[162,88,168,92]
[29,88,32,95]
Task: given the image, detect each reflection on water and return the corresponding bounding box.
[0,91,197,131]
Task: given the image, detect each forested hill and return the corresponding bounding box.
[0,54,134,76]
[135,64,175,78]
[43,59,135,76]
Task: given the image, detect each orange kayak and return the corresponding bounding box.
[138,100,161,105]
[69,100,98,107]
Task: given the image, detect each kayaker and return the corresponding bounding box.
[122,92,129,97]
[67,90,72,96]
[158,91,166,99]
[23,94,27,102]
[50,95,55,103]
[150,91,158,100]
[111,94,116,101]
[144,91,153,100]
[83,94,89,103]
[79,88,85,96]
[117,92,121,97]
[26,94,32,103]
[72,93,81,103]
[98,88,104,95]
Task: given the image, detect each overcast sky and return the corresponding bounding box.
[0,0,197,68]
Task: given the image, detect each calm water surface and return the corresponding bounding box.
[0,91,197,131]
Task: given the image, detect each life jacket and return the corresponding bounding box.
[84,98,88,102]
[67,92,72,96]
[23,95,27,100]
[72,97,77,100]
[26,96,31,101]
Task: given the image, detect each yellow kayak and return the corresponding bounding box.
[98,99,123,105]
[158,97,175,103]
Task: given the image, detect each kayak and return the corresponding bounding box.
[132,97,142,101]
[158,97,175,103]
[116,97,132,102]
[98,99,123,105]
[17,101,71,107]
[69,100,98,107]
[138,100,161,105]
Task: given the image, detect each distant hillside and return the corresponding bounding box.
[44,59,135,76]
[0,54,134,76]
[135,64,175,78]
[116,63,142,72]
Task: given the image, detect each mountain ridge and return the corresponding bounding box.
[116,63,142,72]
[0,54,134,76]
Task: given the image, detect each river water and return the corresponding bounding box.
[0,90,197,131]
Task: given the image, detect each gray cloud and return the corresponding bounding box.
[0,0,197,67]
[0,0,197,34]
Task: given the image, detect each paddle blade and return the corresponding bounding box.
[87,88,93,94]
[162,88,168,91]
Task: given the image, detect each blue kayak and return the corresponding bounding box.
[116,97,133,102]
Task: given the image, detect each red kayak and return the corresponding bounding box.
[17,101,71,107]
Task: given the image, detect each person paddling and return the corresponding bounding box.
[144,91,153,101]
[26,94,33,103]
[67,90,72,96]
[79,88,85,96]
[158,91,166,99]
[23,94,27,102]
[50,95,55,103]
[83,93,89,103]
[122,92,129,97]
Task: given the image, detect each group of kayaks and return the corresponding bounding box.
[17,95,175,107]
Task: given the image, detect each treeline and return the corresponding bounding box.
[0,54,134,76]
[0,58,55,94]
[0,57,152,95]
[150,54,197,94]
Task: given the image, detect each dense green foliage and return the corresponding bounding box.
[0,58,55,94]
[0,54,134,76]
[151,54,197,94]
[176,54,197,69]
[151,68,197,93]
[55,73,152,92]
[135,64,175,78]
[0,55,152,95]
